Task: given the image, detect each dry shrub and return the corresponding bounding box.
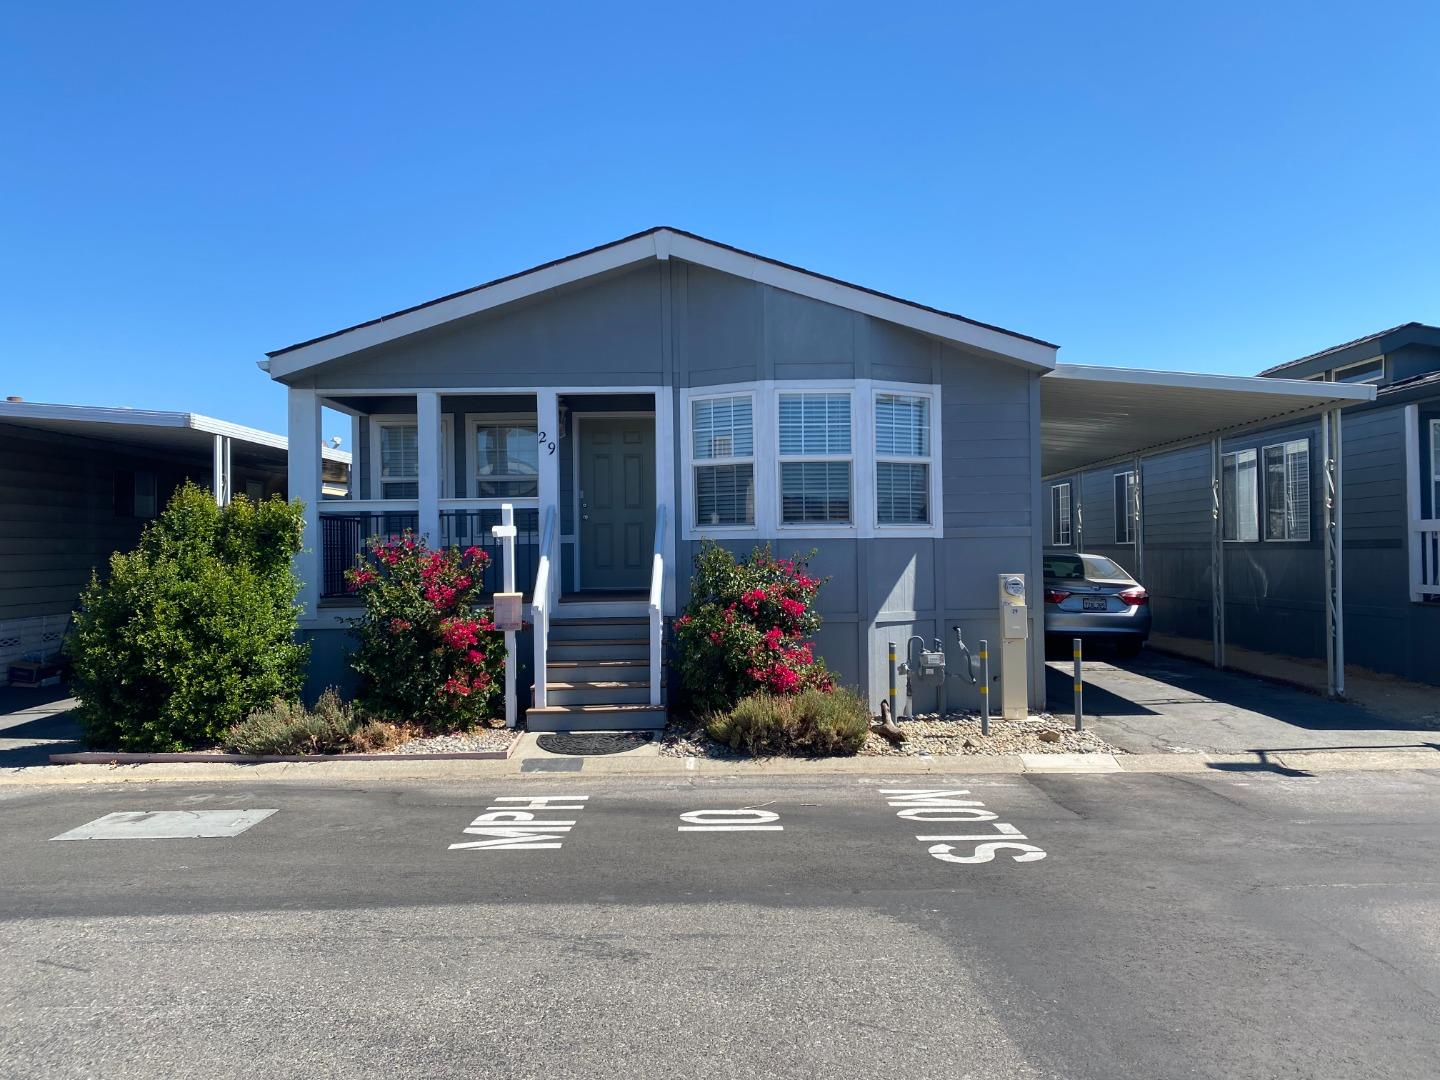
[705,686,870,757]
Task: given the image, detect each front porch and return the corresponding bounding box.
[287,387,675,728]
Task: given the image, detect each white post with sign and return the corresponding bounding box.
[998,573,1029,720]
[491,504,522,729]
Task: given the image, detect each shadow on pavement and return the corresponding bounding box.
[0,684,85,766]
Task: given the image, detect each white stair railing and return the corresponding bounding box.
[531,506,558,709]
[648,504,667,707]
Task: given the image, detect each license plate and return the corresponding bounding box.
[1082,597,1108,612]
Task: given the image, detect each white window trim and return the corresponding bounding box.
[1050,482,1072,547]
[776,388,857,533]
[368,413,452,501]
[1221,448,1260,543]
[1261,437,1312,543]
[462,412,541,507]
[1430,417,1440,512]
[1333,356,1385,385]
[683,388,760,534]
[872,384,941,534]
[1113,470,1135,544]
[679,379,943,541]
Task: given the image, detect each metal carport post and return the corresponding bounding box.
[1321,406,1345,698]
[1210,436,1225,669]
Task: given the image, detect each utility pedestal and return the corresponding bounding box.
[998,573,1029,720]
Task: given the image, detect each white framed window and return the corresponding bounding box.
[465,414,538,500]
[1222,449,1260,542]
[690,393,755,528]
[1050,482,1072,546]
[1430,418,1440,513]
[1113,470,1136,544]
[874,391,932,527]
[1262,438,1311,541]
[778,391,852,526]
[369,414,451,500]
[1333,356,1384,385]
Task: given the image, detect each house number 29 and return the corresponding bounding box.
[537,432,556,455]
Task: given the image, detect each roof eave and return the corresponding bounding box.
[263,228,1057,381]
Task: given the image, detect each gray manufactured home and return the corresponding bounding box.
[269,227,1377,726]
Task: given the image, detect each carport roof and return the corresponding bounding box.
[1041,365,1375,477]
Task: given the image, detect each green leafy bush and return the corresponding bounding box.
[706,687,871,757]
[67,483,308,752]
[673,541,832,715]
[345,533,505,728]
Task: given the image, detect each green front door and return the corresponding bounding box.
[578,416,656,590]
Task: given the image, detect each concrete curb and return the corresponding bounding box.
[46,736,520,766]
[2,746,1437,786]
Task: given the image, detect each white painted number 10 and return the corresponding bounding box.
[678,809,783,832]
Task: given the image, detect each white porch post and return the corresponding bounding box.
[537,389,560,543]
[417,391,441,546]
[287,389,322,618]
[212,434,232,506]
[1132,455,1145,583]
[348,414,361,501]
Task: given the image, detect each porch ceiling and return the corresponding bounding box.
[1041,365,1375,477]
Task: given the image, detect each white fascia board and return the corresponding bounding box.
[663,233,1057,371]
[265,229,1057,380]
[0,400,349,461]
[265,234,665,379]
[1046,364,1377,404]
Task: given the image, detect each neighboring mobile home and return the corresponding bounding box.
[1043,323,1439,688]
[267,227,1372,725]
[0,399,350,680]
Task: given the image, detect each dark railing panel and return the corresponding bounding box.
[319,509,538,600]
[441,508,540,599]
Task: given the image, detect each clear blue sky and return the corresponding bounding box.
[4,2,1437,441]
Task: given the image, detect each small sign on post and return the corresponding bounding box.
[492,592,524,632]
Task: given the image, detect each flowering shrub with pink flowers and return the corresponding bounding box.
[673,541,832,715]
[345,533,505,729]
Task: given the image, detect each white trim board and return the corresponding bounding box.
[264,229,1058,379]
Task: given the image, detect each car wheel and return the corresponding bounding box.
[1115,637,1143,659]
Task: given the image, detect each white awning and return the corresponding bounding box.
[1041,365,1375,477]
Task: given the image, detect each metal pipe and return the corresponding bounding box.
[1210,435,1226,670]
[979,640,990,736]
[1073,637,1084,731]
[887,641,897,721]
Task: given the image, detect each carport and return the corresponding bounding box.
[1040,365,1374,697]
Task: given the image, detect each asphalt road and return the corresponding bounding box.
[2,768,1439,1079]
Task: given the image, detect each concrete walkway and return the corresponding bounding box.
[1048,649,1440,757]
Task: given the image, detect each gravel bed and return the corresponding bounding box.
[860,712,1120,756]
[657,711,1120,759]
[390,728,518,755]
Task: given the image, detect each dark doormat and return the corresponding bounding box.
[536,732,655,756]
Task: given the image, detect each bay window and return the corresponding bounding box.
[778,391,852,525]
[876,391,931,526]
[692,394,755,527]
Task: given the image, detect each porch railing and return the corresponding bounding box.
[1413,518,1440,601]
[531,506,559,710]
[318,506,540,600]
[648,504,666,707]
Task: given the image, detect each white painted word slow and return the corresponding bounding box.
[881,789,1045,864]
[677,808,783,832]
[449,794,589,851]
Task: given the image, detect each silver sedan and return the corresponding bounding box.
[1043,552,1151,657]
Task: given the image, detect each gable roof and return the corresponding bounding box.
[263,227,1059,379]
[1257,321,1440,377]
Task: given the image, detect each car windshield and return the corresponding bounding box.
[1082,555,1129,580]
